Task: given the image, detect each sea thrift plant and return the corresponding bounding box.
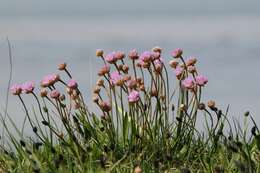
[1,47,259,173]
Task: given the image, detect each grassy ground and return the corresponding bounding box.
[0,48,259,172]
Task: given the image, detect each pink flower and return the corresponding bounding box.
[105,52,117,64]
[182,77,195,89]
[174,66,184,78]
[154,58,164,72]
[50,89,60,99]
[67,79,78,89]
[128,49,139,60]
[10,84,22,95]
[114,51,125,60]
[128,90,140,103]
[41,74,60,87]
[140,51,152,62]
[186,57,197,66]
[171,48,183,58]
[22,81,35,94]
[151,52,160,60]
[195,75,208,86]
[110,71,123,86]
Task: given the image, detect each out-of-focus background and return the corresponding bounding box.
[0,0,259,127]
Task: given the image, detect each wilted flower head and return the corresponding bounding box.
[105,52,117,64]
[67,79,78,89]
[128,49,139,60]
[182,77,195,89]
[98,65,110,76]
[99,101,111,112]
[50,89,60,99]
[154,58,163,72]
[22,81,35,94]
[151,52,160,60]
[114,51,125,60]
[40,89,48,97]
[174,66,184,79]
[195,75,208,86]
[171,48,183,58]
[110,71,124,86]
[96,49,104,57]
[187,66,196,73]
[41,74,60,87]
[140,51,152,63]
[128,90,140,103]
[152,46,162,53]
[169,60,179,69]
[127,79,137,89]
[10,84,22,95]
[186,57,197,66]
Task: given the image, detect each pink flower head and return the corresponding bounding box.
[110,71,124,86]
[10,84,22,95]
[174,66,184,78]
[151,52,160,60]
[114,51,125,60]
[50,89,60,99]
[128,90,140,103]
[186,57,197,66]
[171,48,183,58]
[105,52,117,64]
[195,75,208,86]
[67,79,78,89]
[128,49,139,60]
[182,77,195,89]
[22,81,35,94]
[41,74,60,87]
[154,58,164,72]
[140,51,152,63]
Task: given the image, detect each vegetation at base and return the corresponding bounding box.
[0,47,260,172]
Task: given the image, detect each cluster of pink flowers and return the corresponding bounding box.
[10,81,35,95]
[182,75,208,90]
[11,47,208,113]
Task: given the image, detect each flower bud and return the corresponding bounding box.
[96,49,104,57]
[139,84,145,91]
[122,64,129,73]
[169,60,179,69]
[187,66,196,73]
[58,63,67,71]
[59,94,66,101]
[92,95,99,103]
[40,89,48,97]
[152,46,162,53]
[99,101,111,112]
[93,86,101,94]
[96,79,104,87]
[207,100,216,110]
[198,103,205,110]
[179,104,187,112]
[134,166,142,173]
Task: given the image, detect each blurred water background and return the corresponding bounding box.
[0,0,259,133]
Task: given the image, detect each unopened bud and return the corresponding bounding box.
[58,63,67,71]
